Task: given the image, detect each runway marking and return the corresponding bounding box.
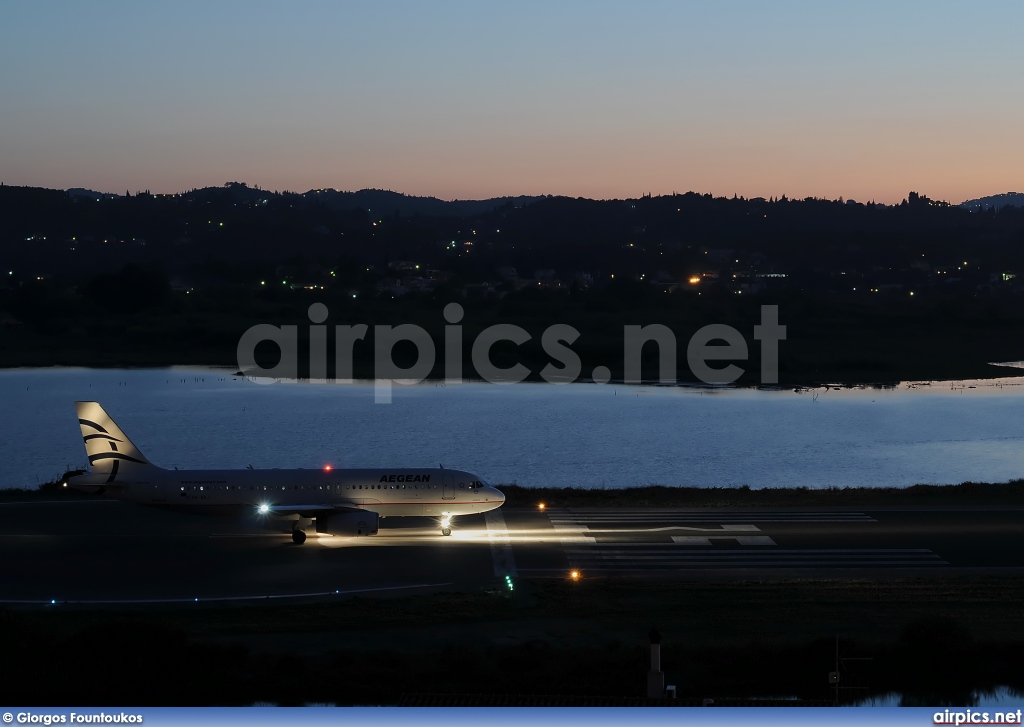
[0,582,454,606]
[485,508,518,577]
[672,535,777,546]
[551,524,763,535]
[559,546,947,571]
[550,512,875,523]
[550,516,597,544]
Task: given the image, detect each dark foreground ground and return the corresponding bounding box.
[1,574,1022,706]
[2,483,1024,706]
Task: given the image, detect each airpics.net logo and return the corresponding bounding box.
[236,303,786,403]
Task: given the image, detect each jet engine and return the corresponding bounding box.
[315,511,379,536]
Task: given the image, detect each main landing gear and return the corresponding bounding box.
[440,514,453,537]
[292,529,307,545]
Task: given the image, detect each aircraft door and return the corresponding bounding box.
[442,473,455,500]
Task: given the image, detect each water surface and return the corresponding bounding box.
[4,368,1024,490]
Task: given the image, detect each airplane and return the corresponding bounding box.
[67,401,506,544]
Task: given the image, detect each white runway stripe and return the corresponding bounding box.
[566,525,764,534]
[551,515,875,522]
[561,546,947,569]
[552,510,874,516]
[565,552,946,557]
[561,548,937,557]
[671,535,776,546]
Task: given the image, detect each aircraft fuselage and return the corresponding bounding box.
[69,467,504,519]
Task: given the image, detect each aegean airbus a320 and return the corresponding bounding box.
[67,401,505,544]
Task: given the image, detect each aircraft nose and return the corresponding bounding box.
[493,487,505,504]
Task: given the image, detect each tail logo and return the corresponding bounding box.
[78,417,146,482]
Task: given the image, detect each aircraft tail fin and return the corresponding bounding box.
[75,401,157,480]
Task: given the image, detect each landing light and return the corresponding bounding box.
[538,502,546,510]
[258,504,270,514]
[570,570,581,582]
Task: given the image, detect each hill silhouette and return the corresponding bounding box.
[960,192,1024,211]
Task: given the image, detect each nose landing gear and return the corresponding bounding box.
[440,514,453,537]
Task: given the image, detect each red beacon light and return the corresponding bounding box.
[324,465,333,472]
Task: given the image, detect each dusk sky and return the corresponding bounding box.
[2,1,1021,203]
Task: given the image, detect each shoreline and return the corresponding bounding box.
[4,361,1024,392]
[7,479,1024,506]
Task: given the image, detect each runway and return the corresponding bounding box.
[2,499,1024,604]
